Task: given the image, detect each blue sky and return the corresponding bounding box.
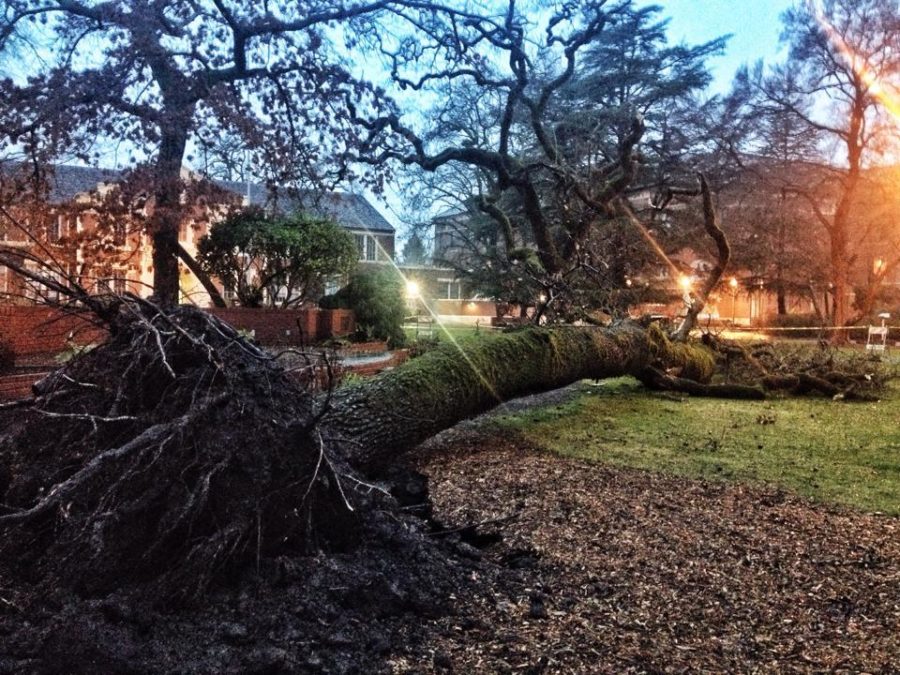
[648,0,795,92]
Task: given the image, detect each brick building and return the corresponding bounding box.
[0,164,395,307]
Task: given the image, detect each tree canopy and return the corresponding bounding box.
[0,0,467,306]
[196,208,357,309]
[385,1,727,321]
[728,0,900,329]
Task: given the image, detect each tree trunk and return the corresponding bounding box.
[830,226,850,335]
[829,102,864,342]
[323,323,714,469]
[150,124,190,308]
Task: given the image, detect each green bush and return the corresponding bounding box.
[408,334,441,359]
[320,268,407,348]
[0,339,13,374]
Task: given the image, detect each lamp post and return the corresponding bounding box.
[679,275,692,312]
[405,280,420,300]
[729,276,738,325]
[406,280,421,313]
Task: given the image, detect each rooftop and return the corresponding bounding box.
[5,164,395,234]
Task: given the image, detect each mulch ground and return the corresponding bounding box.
[2,413,898,673]
[400,427,900,673]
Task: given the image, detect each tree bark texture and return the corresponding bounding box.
[150,125,190,308]
[324,324,715,469]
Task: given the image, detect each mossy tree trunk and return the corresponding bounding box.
[324,323,715,469]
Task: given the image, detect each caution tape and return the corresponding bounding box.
[729,325,897,332]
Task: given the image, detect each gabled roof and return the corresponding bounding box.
[207,179,397,235]
[7,164,395,235]
[25,165,124,204]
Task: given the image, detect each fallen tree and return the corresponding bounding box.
[0,298,713,599]
[0,297,892,605]
[325,323,713,468]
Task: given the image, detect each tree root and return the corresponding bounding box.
[0,301,366,603]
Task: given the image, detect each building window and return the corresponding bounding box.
[438,277,462,300]
[355,233,377,261]
[49,215,63,242]
[113,221,127,245]
[22,262,64,303]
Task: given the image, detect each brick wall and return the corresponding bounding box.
[0,306,106,359]
[209,308,355,345]
[0,372,48,401]
[0,305,354,363]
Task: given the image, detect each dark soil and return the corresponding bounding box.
[2,421,897,673]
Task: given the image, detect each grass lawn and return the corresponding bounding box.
[489,376,900,515]
[403,321,494,343]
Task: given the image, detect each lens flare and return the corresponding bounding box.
[367,234,505,405]
[808,0,900,123]
[619,200,683,281]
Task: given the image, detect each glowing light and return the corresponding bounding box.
[405,280,420,298]
[538,293,547,303]
[729,276,738,289]
[679,275,692,291]
[619,201,684,284]
[364,234,504,405]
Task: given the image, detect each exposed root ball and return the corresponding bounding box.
[0,303,359,601]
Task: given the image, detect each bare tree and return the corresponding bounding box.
[379,1,728,322]
[0,0,484,307]
[762,0,900,332]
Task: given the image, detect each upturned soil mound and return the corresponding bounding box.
[2,423,898,671]
[0,304,362,604]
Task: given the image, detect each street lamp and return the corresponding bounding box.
[678,275,693,310]
[729,276,738,324]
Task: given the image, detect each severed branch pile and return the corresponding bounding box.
[0,299,366,602]
[641,333,896,402]
[709,336,897,402]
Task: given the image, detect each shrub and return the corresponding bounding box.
[320,268,407,348]
[407,334,441,359]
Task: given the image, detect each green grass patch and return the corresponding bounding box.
[490,377,900,515]
[403,321,494,343]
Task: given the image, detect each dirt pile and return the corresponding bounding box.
[0,302,362,602]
